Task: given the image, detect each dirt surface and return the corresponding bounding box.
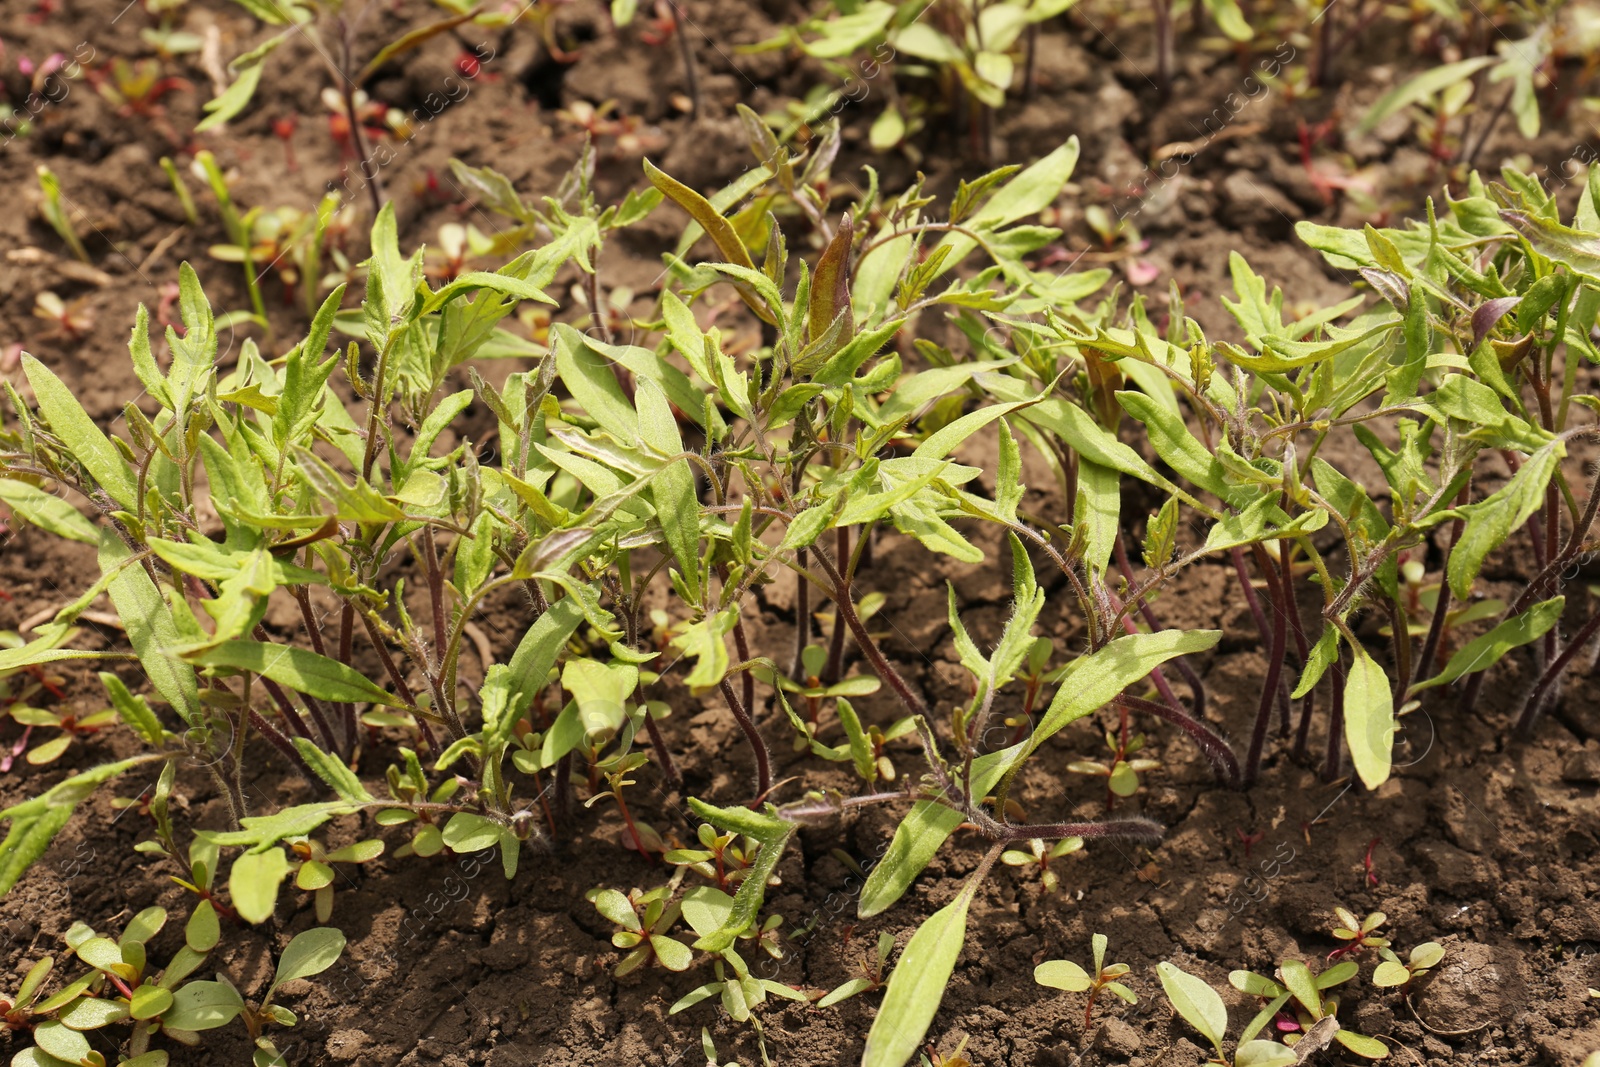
[3,1,1600,1065]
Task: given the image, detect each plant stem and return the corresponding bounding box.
[1239,549,1287,785]
[1517,601,1600,733]
[823,526,850,684]
[339,21,384,216]
[423,526,448,659]
[1152,0,1173,96]
[1416,490,1468,679]
[1114,533,1206,717]
[720,673,772,803]
[1252,544,1294,738]
[1324,651,1347,781]
[247,706,321,788]
[669,0,702,121]
[356,607,439,752]
[336,601,356,754]
[813,549,928,719]
[1117,693,1240,788]
[989,816,1165,843]
[792,546,811,680]
[1387,596,1413,700]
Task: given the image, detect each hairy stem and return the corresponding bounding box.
[1517,602,1600,733]
[1416,490,1468,681]
[720,673,772,803]
[1117,693,1240,788]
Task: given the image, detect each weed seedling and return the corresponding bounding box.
[1156,961,1295,1067]
[1328,907,1388,960]
[1000,835,1083,895]
[589,885,693,975]
[1228,958,1387,1059]
[1372,942,1444,988]
[160,927,346,1066]
[285,835,384,923]
[31,291,93,338]
[817,931,896,1007]
[1068,731,1161,809]
[1034,933,1137,1027]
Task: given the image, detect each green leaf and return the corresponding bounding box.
[58,995,131,1030]
[1334,1031,1390,1059]
[0,757,142,895]
[0,481,98,543]
[1117,390,1231,500]
[100,533,202,726]
[1448,446,1560,598]
[1278,959,1321,1015]
[441,812,502,852]
[201,803,357,855]
[130,984,174,1020]
[32,1020,93,1063]
[861,879,977,1067]
[23,355,139,509]
[161,980,246,1031]
[270,927,346,994]
[291,739,373,802]
[685,798,795,953]
[670,610,737,693]
[1344,645,1395,790]
[12,1045,78,1067]
[1023,630,1221,764]
[496,596,586,740]
[1034,960,1091,991]
[1292,627,1340,700]
[99,672,166,745]
[680,885,736,940]
[229,849,290,923]
[932,138,1079,271]
[1412,597,1562,692]
[1359,56,1498,133]
[858,744,1017,918]
[1236,1040,1298,1067]
[183,640,402,707]
[195,40,278,131]
[186,899,220,952]
[1501,208,1600,280]
[636,377,701,602]
[1203,0,1253,39]
[1156,961,1227,1053]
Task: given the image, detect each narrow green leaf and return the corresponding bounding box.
[1412,597,1562,692]
[861,879,977,1067]
[183,640,401,707]
[23,356,138,509]
[0,481,98,543]
[291,739,373,802]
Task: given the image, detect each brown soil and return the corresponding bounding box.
[2,1,1599,1065]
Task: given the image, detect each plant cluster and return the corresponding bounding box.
[2,20,1599,1053]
